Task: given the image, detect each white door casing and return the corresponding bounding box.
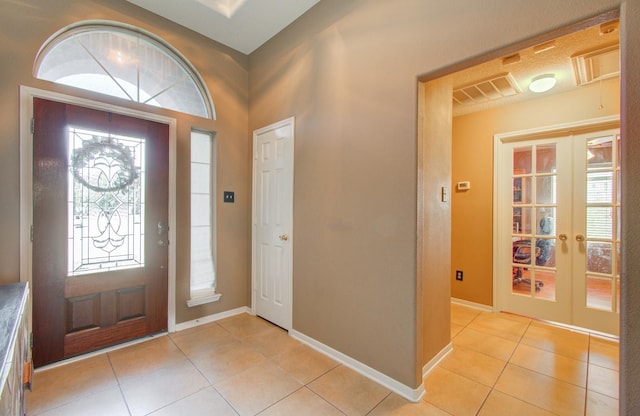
[252,117,294,330]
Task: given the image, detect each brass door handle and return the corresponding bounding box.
[279,234,289,241]
[558,234,568,241]
[576,234,585,242]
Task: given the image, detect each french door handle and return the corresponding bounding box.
[575,234,585,242]
[279,234,289,241]
[558,234,568,241]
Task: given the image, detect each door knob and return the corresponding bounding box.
[575,234,585,242]
[279,234,289,241]
[558,234,568,241]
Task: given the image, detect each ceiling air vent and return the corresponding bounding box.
[572,43,620,86]
[453,73,521,105]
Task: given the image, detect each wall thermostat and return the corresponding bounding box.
[457,181,471,191]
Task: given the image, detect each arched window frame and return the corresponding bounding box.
[34,20,216,119]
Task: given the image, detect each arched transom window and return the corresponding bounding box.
[35,21,215,119]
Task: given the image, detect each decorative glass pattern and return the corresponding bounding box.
[67,127,145,276]
[35,22,215,119]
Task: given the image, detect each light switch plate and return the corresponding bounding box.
[457,181,471,191]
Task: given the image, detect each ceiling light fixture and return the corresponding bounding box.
[529,74,557,93]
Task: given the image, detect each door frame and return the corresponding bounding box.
[19,86,178,332]
[251,117,295,330]
[493,114,619,321]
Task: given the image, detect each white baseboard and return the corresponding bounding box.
[422,342,453,378]
[290,329,425,403]
[451,297,493,312]
[173,306,252,332]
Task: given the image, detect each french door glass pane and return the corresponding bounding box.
[586,172,613,203]
[587,136,613,169]
[587,241,613,275]
[536,176,556,204]
[586,207,613,239]
[536,145,556,173]
[513,207,532,234]
[534,269,555,301]
[536,207,556,236]
[586,276,612,310]
[514,147,532,174]
[513,177,531,204]
[617,135,622,168]
[537,238,556,267]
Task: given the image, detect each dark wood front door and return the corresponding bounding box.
[32,98,169,367]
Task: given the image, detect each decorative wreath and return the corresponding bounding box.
[71,137,139,192]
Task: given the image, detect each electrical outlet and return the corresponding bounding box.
[223,191,235,203]
[455,270,463,281]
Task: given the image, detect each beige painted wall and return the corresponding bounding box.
[0,0,251,324]
[452,78,620,306]
[2,0,638,403]
[249,0,624,389]
[419,78,452,364]
[620,1,640,412]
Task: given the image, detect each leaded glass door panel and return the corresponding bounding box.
[32,98,168,366]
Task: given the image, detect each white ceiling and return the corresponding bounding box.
[124,1,619,116]
[125,0,321,54]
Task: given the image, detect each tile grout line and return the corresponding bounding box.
[363,391,392,416]
[583,333,591,416]
[166,323,243,416]
[471,318,534,416]
[105,352,134,416]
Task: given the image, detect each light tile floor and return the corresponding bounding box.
[26,305,619,415]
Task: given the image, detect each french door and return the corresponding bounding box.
[32,98,169,366]
[497,127,620,335]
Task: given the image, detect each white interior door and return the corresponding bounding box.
[498,137,573,324]
[252,117,294,330]
[572,130,621,334]
[496,125,620,335]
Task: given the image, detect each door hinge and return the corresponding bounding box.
[30,117,34,135]
[30,225,33,242]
